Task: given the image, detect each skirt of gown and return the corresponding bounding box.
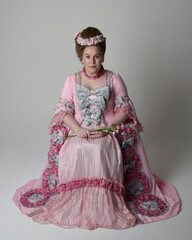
[12,123,180,230]
[30,134,136,230]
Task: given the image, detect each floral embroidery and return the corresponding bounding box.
[123,158,136,173]
[28,193,45,204]
[47,174,58,190]
[116,124,169,217]
[76,85,109,126]
[20,124,67,208]
[19,80,168,217]
[51,129,65,146]
[134,195,169,216]
[126,179,145,196]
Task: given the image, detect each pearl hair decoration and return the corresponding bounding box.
[75,32,106,46]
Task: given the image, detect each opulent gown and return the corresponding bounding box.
[12,70,180,230]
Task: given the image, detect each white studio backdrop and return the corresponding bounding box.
[0,0,192,240]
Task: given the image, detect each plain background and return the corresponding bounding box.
[0,0,192,239]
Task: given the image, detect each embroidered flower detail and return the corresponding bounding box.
[123,158,135,173]
[127,179,145,196]
[122,134,134,151]
[47,174,58,190]
[51,129,64,146]
[134,196,169,216]
[49,153,58,166]
[27,193,45,204]
[120,125,169,216]
[140,200,159,211]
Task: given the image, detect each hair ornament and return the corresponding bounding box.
[75,32,106,46]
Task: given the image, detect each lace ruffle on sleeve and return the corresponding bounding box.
[49,99,75,133]
[114,96,143,132]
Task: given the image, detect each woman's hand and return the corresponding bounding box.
[73,126,90,138]
[63,114,90,138]
[88,130,109,139]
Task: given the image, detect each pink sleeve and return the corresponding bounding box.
[113,73,128,99]
[60,75,74,102]
[113,73,144,132]
[49,75,75,133]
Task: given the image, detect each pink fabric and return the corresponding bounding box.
[32,188,136,230]
[59,72,136,126]
[31,134,136,229]
[57,178,125,196]
[126,138,181,223]
[12,70,181,230]
[58,134,123,185]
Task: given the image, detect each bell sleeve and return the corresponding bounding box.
[113,73,143,132]
[49,75,75,133]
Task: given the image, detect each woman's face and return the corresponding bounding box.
[82,46,104,76]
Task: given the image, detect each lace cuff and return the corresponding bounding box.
[49,99,75,133]
[114,96,143,132]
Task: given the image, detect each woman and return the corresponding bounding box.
[13,27,180,230]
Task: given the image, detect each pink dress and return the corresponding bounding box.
[12,71,180,230]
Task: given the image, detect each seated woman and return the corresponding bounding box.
[13,27,180,230]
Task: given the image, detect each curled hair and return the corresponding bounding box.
[75,27,106,60]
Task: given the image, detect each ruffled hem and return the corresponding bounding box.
[31,187,136,230]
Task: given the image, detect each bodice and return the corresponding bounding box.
[76,84,110,126]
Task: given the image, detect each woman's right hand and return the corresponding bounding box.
[63,114,90,138]
[73,126,90,138]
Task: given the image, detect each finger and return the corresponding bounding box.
[89,131,100,135]
[89,133,101,138]
[85,132,90,138]
[89,133,100,137]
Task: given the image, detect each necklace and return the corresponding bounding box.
[82,65,105,80]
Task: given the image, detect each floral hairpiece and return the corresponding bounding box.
[75,32,106,46]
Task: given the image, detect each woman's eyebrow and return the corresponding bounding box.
[84,53,101,56]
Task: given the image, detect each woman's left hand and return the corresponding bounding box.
[88,131,109,139]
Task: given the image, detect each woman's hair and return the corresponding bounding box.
[75,27,106,60]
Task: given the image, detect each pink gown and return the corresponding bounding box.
[13,70,180,230]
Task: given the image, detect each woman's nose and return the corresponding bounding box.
[91,57,95,64]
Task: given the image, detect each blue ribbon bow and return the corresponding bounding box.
[76,85,109,126]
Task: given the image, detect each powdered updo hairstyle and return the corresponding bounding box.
[75,27,106,61]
